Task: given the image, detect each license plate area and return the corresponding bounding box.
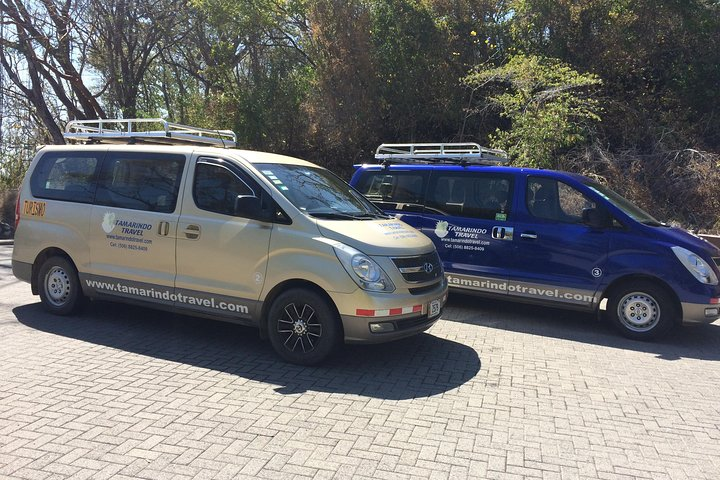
[429,299,441,319]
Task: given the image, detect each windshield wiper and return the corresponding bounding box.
[309,211,389,220]
[308,211,360,220]
[350,212,392,219]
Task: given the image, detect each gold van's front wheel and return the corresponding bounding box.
[267,289,341,365]
[38,256,83,315]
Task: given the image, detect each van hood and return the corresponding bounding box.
[316,218,434,256]
[653,225,720,257]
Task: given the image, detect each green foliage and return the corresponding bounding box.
[0,150,30,191]
[464,54,602,168]
[3,0,720,228]
[506,0,720,150]
[148,0,315,153]
[0,121,40,191]
[302,0,380,166]
[369,0,456,139]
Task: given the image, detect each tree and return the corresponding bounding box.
[506,0,720,151]
[154,0,313,152]
[0,0,106,143]
[369,0,458,141]
[464,53,602,168]
[87,0,189,118]
[304,0,379,163]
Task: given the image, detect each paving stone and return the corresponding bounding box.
[2,245,720,479]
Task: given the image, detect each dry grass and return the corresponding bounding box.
[561,145,720,233]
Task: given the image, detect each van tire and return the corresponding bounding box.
[38,256,84,315]
[607,281,677,340]
[267,289,341,365]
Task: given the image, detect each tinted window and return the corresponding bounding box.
[355,170,428,213]
[30,151,102,203]
[527,177,595,223]
[193,162,254,216]
[426,172,513,220]
[360,171,426,203]
[95,153,185,213]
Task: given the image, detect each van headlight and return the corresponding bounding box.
[672,246,718,285]
[331,242,395,292]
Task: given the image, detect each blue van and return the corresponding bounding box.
[350,143,720,339]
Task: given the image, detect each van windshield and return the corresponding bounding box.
[585,181,664,226]
[256,163,388,220]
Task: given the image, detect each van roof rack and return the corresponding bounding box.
[375,143,508,165]
[64,118,237,148]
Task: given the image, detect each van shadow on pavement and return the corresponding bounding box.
[444,292,720,362]
[14,301,480,400]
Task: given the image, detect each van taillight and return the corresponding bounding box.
[15,193,20,230]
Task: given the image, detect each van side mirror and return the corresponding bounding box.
[234,195,262,219]
[235,194,289,223]
[582,207,612,229]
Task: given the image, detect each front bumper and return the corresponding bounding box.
[341,310,442,344]
[681,302,720,325]
[333,280,448,343]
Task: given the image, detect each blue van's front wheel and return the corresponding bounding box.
[608,281,677,340]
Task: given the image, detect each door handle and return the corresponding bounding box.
[184,224,201,240]
[158,221,170,236]
[520,232,538,239]
[491,226,514,241]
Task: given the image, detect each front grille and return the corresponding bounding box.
[714,257,720,267]
[409,280,443,296]
[392,251,443,283]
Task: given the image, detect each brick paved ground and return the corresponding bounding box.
[1,244,720,479]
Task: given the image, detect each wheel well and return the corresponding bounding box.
[600,274,682,323]
[259,280,343,340]
[31,248,76,295]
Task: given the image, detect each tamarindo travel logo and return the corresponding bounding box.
[102,212,116,234]
[435,220,449,238]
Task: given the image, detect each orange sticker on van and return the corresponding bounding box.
[23,200,46,217]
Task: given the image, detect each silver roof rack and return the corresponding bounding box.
[375,143,508,165]
[64,118,237,148]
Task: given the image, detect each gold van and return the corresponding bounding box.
[12,120,447,364]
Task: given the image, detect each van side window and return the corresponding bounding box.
[527,177,595,223]
[426,173,513,220]
[30,152,102,203]
[193,162,254,216]
[355,171,426,212]
[95,153,185,213]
